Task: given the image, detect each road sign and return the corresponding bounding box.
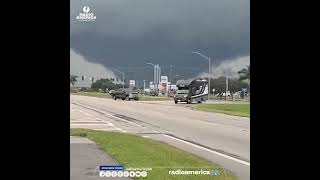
[129,80,135,86]
[160,76,168,82]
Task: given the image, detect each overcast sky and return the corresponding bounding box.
[70,0,250,83]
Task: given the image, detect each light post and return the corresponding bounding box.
[174,74,180,84]
[191,51,211,99]
[146,62,161,93]
[112,68,125,89]
[226,76,228,101]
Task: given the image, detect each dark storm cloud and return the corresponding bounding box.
[70,0,249,82]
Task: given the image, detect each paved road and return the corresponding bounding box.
[70,95,250,180]
[70,136,130,180]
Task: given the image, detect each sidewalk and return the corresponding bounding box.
[70,136,130,180]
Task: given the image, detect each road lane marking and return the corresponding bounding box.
[93,128,123,131]
[162,134,250,166]
[71,101,142,127]
[71,101,249,166]
[95,118,125,131]
[71,102,127,132]
[78,110,93,117]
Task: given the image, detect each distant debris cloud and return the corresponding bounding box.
[197,55,250,78]
[70,49,116,87]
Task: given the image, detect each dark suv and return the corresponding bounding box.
[174,89,190,104]
[110,89,139,101]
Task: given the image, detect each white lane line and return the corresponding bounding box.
[95,118,125,132]
[71,101,249,166]
[142,136,150,138]
[93,128,122,131]
[78,110,93,117]
[71,102,126,132]
[70,124,111,126]
[71,101,142,128]
[162,134,250,166]
[70,117,88,121]
[70,121,106,124]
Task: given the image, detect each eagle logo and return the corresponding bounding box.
[83,6,90,13]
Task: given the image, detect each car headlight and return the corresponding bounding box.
[184,95,187,97]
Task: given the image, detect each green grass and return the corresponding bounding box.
[71,92,172,101]
[70,128,236,180]
[194,104,250,117]
[138,96,171,101]
[71,91,112,99]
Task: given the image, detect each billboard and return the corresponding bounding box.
[129,80,135,88]
[129,80,135,85]
[160,76,168,83]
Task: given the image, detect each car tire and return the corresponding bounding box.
[187,100,191,104]
[112,96,116,100]
[174,101,178,104]
[125,96,130,101]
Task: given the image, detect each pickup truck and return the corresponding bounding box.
[110,89,139,101]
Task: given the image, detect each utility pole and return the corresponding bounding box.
[225,76,228,101]
[136,80,138,89]
[169,65,173,96]
[169,65,173,83]
[112,68,125,89]
[156,64,159,92]
[191,51,211,100]
[146,62,157,92]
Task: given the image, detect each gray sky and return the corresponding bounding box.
[70,49,117,87]
[70,0,250,83]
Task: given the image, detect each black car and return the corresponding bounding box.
[110,89,139,101]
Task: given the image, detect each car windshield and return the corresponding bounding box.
[177,90,189,94]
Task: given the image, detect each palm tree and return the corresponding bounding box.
[70,75,78,87]
[238,65,250,95]
[238,65,250,82]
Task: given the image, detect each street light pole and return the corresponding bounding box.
[191,51,211,99]
[208,57,211,98]
[112,68,125,89]
[169,65,173,95]
[226,76,228,101]
[146,62,160,93]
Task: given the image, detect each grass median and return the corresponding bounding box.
[138,96,171,101]
[70,128,236,180]
[71,91,112,99]
[72,92,172,101]
[194,103,250,117]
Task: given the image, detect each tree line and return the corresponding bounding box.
[70,64,250,93]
